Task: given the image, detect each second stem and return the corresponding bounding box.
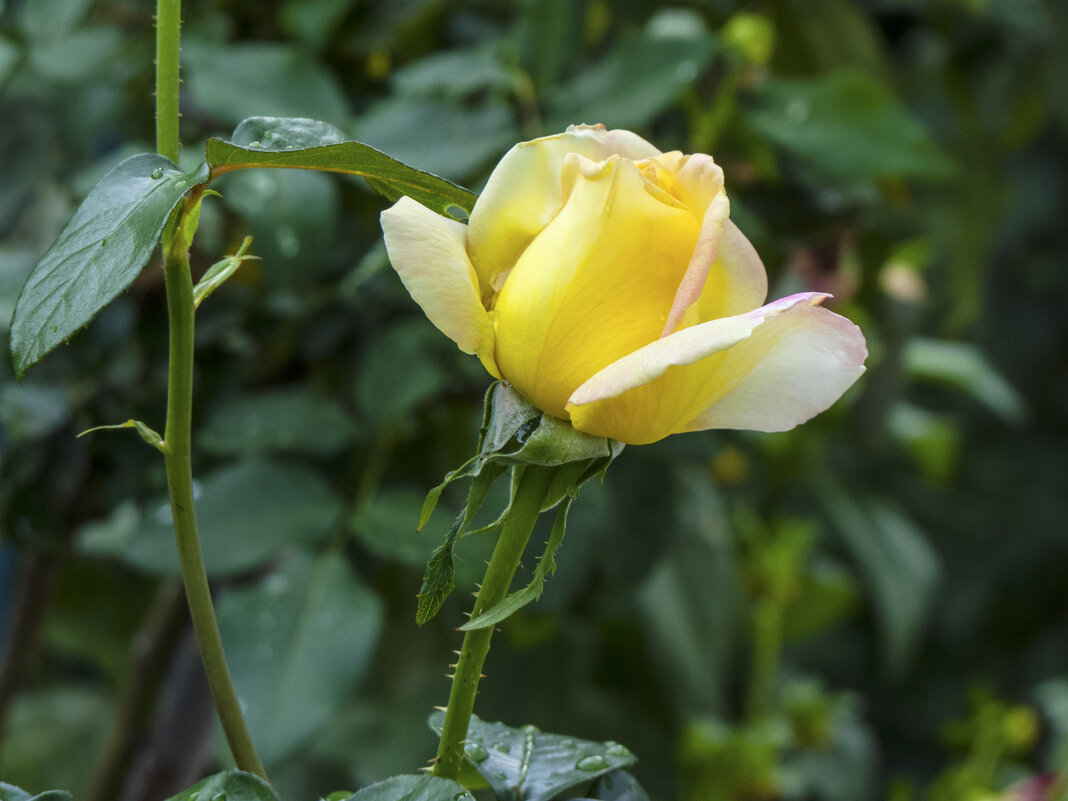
[433,466,554,780]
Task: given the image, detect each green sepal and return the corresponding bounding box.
[193,236,259,309]
[460,492,574,631]
[78,419,166,452]
[414,382,623,625]
[415,464,503,626]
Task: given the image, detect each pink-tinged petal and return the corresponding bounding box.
[467,124,660,295]
[661,192,730,336]
[566,293,865,444]
[380,196,500,378]
[681,299,866,433]
[694,220,769,322]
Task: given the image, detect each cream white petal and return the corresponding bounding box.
[682,298,867,433]
[380,196,500,378]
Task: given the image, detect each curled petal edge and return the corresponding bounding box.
[380,196,500,378]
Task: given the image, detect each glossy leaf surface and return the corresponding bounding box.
[428,713,637,801]
[206,116,477,218]
[9,154,209,377]
[342,775,474,801]
[165,770,279,801]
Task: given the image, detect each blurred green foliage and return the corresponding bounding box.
[1,1,1067,800]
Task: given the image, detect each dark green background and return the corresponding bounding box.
[1,1,1067,800]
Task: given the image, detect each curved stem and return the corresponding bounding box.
[432,466,554,780]
[162,244,267,780]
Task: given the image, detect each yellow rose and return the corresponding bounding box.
[380,125,866,445]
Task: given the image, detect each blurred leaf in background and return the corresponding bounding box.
[2,1,1067,799]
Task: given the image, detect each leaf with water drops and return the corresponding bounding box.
[9,153,210,378]
[205,116,477,219]
[427,713,637,801]
[339,774,474,801]
[582,771,652,801]
[164,770,279,801]
[0,786,72,801]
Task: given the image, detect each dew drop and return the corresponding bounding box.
[247,140,263,149]
[521,723,540,735]
[575,754,610,771]
[49,325,58,333]
[188,794,199,801]
[493,741,511,754]
[150,167,164,179]
[606,742,631,758]
[493,772,507,780]
[466,743,489,763]
[262,131,273,139]
[211,793,227,801]
[452,794,469,801]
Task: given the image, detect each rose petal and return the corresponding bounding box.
[661,192,730,336]
[492,154,701,419]
[567,293,866,444]
[380,196,500,378]
[467,124,660,294]
[693,219,769,322]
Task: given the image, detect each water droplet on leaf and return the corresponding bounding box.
[521,723,540,735]
[211,794,227,801]
[493,741,511,754]
[247,140,262,149]
[576,754,610,771]
[466,743,489,762]
[606,742,631,758]
[150,167,164,179]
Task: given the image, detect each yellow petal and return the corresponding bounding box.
[661,192,730,336]
[493,154,701,419]
[694,219,769,322]
[567,294,866,444]
[380,196,500,378]
[467,124,660,295]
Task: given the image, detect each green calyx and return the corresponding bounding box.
[414,381,624,626]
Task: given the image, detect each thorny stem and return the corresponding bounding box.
[432,466,554,780]
[156,0,267,780]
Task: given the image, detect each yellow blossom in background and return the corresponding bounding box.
[380,124,866,445]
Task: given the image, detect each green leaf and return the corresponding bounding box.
[416,464,505,625]
[460,494,572,630]
[198,385,360,457]
[427,713,637,801]
[124,460,343,577]
[341,775,473,801]
[744,69,956,182]
[902,338,1028,424]
[192,235,258,308]
[817,481,940,677]
[415,515,460,626]
[216,551,384,766]
[548,31,719,131]
[0,783,31,801]
[206,116,477,219]
[165,770,280,801]
[584,771,652,801]
[9,154,209,378]
[77,418,165,451]
[0,687,109,793]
